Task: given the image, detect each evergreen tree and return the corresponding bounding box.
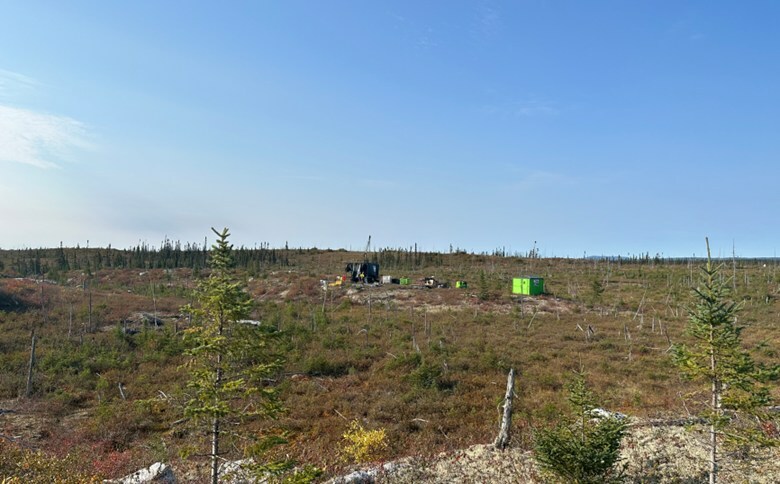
[673,238,779,484]
[588,279,605,307]
[534,372,627,484]
[478,270,489,301]
[183,228,284,483]
[56,242,69,271]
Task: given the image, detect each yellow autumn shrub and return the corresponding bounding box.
[340,419,388,463]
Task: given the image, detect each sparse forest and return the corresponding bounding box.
[0,238,779,482]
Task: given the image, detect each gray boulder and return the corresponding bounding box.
[105,462,176,483]
[218,458,266,483]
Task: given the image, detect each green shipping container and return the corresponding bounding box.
[400,278,411,285]
[512,277,544,295]
[456,281,468,289]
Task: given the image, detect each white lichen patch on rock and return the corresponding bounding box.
[329,419,780,483]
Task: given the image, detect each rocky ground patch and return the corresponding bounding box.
[329,418,780,483]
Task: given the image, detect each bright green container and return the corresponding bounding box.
[400,278,411,285]
[456,281,468,289]
[512,277,544,295]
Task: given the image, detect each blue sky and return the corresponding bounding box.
[1,1,778,257]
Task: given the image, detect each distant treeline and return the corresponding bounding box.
[0,239,447,277]
[0,239,289,277]
[0,239,777,278]
[0,242,448,277]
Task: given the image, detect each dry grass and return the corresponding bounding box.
[0,251,779,480]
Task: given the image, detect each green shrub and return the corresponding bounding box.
[385,351,421,371]
[407,360,453,391]
[303,355,349,377]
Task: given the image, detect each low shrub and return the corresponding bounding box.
[340,419,388,464]
[0,440,101,483]
[407,360,454,391]
[303,355,350,377]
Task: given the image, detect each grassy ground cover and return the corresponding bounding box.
[0,249,778,480]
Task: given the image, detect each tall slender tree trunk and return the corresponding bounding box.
[211,356,223,484]
[732,241,737,292]
[39,282,47,325]
[68,301,73,339]
[710,331,718,484]
[149,273,158,324]
[87,278,93,332]
[710,395,717,484]
[211,413,220,484]
[26,330,36,397]
[211,320,224,484]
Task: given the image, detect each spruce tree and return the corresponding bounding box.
[183,228,283,483]
[533,372,627,484]
[673,238,779,484]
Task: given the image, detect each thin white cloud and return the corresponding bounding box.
[0,104,92,169]
[0,69,41,96]
[0,69,93,169]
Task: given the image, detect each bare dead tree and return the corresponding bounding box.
[39,280,48,325]
[25,330,36,398]
[633,289,647,321]
[148,272,158,325]
[527,308,539,330]
[85,276,93,333]
[494,368,516,450]
[424,307,431,344]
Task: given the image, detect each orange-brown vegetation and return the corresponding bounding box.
[0,248,778,481]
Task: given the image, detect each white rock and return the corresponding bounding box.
[330,469,376,483]
[237,319,263,326]
[327,461,406,483]
[589,407,628,420]
[105,462,175,483]
[218,458,267,484]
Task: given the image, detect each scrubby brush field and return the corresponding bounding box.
[0,246,778,481]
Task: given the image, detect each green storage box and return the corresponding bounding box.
[512,277,544,295]
[400,278,411,285]
[455,280,468,289]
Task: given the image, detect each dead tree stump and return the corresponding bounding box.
[493,368,516,450]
